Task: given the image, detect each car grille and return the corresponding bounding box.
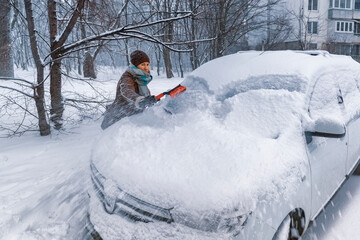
[90,163,174,224]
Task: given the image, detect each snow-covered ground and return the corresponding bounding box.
[1,65,360,239]
[302,175,360,240]
[1,119,359,239]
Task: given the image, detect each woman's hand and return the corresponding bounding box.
[138,96,157,109]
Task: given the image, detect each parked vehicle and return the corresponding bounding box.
[88,51,360,240]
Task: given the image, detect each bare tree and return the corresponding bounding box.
[0,0,14,77]
[80,0,129,78]
[3,0,294,137]
[22,0,51,135]
[47,0,86,130]
[200,0,283,59]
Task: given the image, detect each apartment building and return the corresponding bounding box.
[283,0,360,60]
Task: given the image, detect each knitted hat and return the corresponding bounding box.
[130,50,150,67]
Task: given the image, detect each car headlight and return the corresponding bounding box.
[218,211,252,236]
[103,178,122,213]
[90,162,174,223]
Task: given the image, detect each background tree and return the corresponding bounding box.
[1,0,291,136]
[23,0,51,135]
[48,0,86,130]
[0,0,14,77]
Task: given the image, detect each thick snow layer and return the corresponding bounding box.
[0,123,98,240]
[90,51,360,238]
[92,87,308,214]
[189,51,359,92]
[2,57,360,239]
[92,51,360,227]
[303,175,360,240]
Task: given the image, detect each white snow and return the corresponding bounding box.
[189,51,359,92]
[92,88,308,214]
[1,52,360,239]
[92,51,360,216]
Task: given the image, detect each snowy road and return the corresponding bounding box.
[0,123,99,240]
[302,174,360,240]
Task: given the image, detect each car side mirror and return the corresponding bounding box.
[305,117,346,144]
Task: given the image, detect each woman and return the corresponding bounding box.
[101,50,157,129]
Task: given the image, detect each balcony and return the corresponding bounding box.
[328,8,360,19]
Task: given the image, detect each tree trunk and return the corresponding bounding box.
[125,39,130,66]
[155,46,161,76]
[189,0,198,70]
[163,46,173,78]
[162,0,173,78]
[178,52,183,78]
[49,60,64,130]
[0,0,14,78]
[47,0,85,129]
[83,51,96,78]
[34,65,51,136]
[81,0,98,78]
[48,0,64,130]
[216,1,225,58]
[24,0,50,136]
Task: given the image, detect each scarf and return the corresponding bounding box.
[128,65,153,97]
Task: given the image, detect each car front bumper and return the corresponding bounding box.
[88,185,276,240]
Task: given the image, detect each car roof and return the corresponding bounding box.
[189,50,360,92]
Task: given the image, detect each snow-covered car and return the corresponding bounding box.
[88,51,360,240]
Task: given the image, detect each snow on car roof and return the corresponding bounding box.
[189,50,359,92]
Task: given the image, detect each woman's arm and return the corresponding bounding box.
[116,71,144,108]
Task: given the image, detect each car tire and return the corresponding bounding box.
[90,231,103,240]
[272,209,305,240]
[354,164,360,175]
[85,212,103,240]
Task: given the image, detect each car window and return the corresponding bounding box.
[308,73,345,121]
[354,71,360,91]
[338,71,360,123]
[216,74,307,102]
[309,71,360,123]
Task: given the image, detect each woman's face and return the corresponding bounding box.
[137,62,150,74]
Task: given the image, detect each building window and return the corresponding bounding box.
[356,0,360,9]
[353,45,360,55]
[336,21,353,33]
[309,43,318,50]
[308,0,318,10]
[330,0,352,9]
[355,22,360,34]
[308,21,318,34]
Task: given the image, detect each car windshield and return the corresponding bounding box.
[215,74,308,101]
[164,75,306,139]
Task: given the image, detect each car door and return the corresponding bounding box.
[344,72,360,175]
[307,73,347,220]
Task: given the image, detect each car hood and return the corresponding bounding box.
[91,87,308,216]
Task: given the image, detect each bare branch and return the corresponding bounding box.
[0,85,34,98]
[45,12,193,59]
[0,77,35,86]
[122,30,193,52]
[54,0,86,48]
[65,98,111,104]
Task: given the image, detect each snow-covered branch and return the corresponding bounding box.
[45,12,193,60]
[0,85,34,98]
[0,77,35,87]
[54,0,86,48]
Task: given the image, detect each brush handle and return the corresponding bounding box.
[156,93,164,101]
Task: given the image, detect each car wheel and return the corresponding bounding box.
[272,209,305,240]
[354,164,360,175]
[85,212,103,240]
[90,231,103,240]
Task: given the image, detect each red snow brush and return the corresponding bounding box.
[156,84,187,101]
